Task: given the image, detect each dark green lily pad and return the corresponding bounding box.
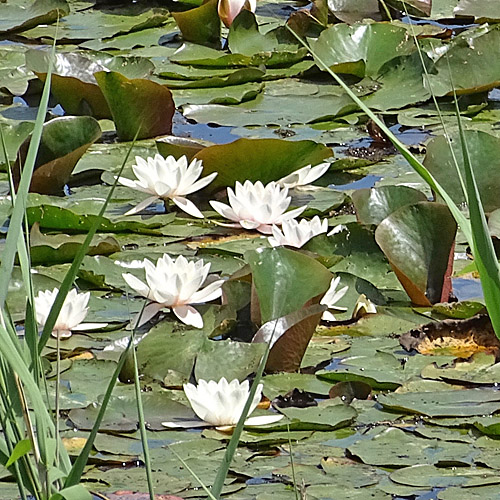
[424,130,500,213]
[426,25,500,97]
[375,202,457,305]
[246,246,333,323]
[352,185,427,226]
[13,116,101,194]
[194,138,332,192]
[94,71,174,141]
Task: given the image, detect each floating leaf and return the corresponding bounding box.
[276,400,357,431]
[193,138,332,192]
[29,222,120,265]
[12,116,101,195]
[378,389,500,417]
[348,427,477,467]
[0,0,69,35]
[172,0,220,48]
[94,71,174,141]
[375,202,457,305]
[424,130,500,213]
[352,185,427,226]
[246,247,332,323]
[252,305,325,373]
[26,49,154,119]
[156,136,209,161]
[309,22,414,78]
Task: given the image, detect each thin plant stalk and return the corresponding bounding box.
[287,423,299,500]
[129,300,155,500]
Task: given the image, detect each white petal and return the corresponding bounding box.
[210,200,239,222]
[173,305,203,328]
[172,196,205,218]
[244,414,284,426]
[123,196,160,216]
[321,310,338,322]
[123,273,151,299]
[132,302,164,328]
[72,322,108,331]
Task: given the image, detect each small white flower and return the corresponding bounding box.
[34,288,105,339]
[162,377,283,429]
[352,294,377,319]
[320,276,348,322]
[210,180,306,234]
[218,0,256,27]
[122,254,224,329]
[277,163,330,189]
[118,154,217,218]
[268,216,328,248]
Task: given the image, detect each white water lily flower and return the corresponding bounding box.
[352,294,377,319]
[277,163,330,189]
[268,216,328,248]
[210,180,306,234]
[118,154,217,218]
[162,377,283,429]
[218,0,256,27]
[123,254,224,329]
[320,276,349,322]
[34,288,105,339]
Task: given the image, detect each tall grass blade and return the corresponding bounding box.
[452,93,500,335]
[285,26,473,245]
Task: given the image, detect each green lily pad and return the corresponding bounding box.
[378,389,500,417]
[348,427,478,467]
[375,202,457,305]
[13,116,101,195]
[22,5,170,41]
[0,120,34,169]
[172,0,220,48]
[390,464,500,488]
[156,136,210,161]
[246,246,332,323]
[309,22,415,78]
[0,0,69,36]
[426,25,500,96]
[193,138,332,192]
[26,49,154,119]
[29,222,120,265]
[228,10,300,59]
[252,305,326,373]
[0,47,34,96]
[424,130,500,213]
[276,399,357,431]
[94,71,174,141]
[262,373,333,400]
[352,185,427,226]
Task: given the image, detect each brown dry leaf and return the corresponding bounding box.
[399,314,500,358]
